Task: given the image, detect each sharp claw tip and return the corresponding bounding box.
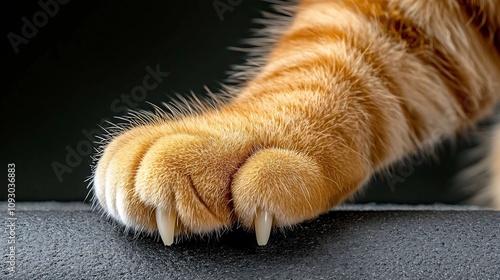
[254,208,272,246]
[156,208,177,247]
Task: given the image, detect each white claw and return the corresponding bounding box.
[254,208,273,246]
[156,208,177,246]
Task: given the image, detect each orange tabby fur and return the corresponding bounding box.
[93,0,500,237]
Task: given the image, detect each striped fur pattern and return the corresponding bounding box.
[92,0,500,237]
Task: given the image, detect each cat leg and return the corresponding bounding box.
[93,0,500,245]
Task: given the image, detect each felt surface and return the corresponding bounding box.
[2,202,499,279]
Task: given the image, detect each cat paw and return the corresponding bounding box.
[93,120,336,246]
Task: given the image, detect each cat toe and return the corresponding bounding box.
[231,148,335,244]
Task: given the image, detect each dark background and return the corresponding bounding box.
[1,0,487,203]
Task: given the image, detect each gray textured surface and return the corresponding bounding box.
[1,202,499,279]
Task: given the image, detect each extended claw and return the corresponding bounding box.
[254,208,273,246]
[156,208,177,246]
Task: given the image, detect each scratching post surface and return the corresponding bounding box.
[2,202,499,279]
